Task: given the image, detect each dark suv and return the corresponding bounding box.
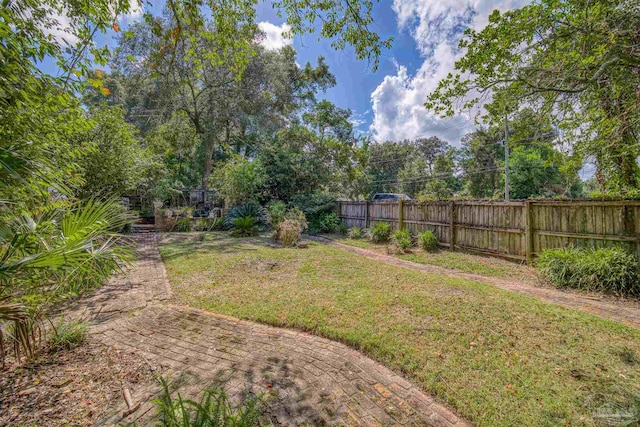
[371,193,411,201]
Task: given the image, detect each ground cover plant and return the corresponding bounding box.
[48,318,89,351]
[142,377,264,427]
[160,234,640,427]
[537,246,640,296]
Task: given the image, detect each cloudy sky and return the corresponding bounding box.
[42,0,531,146]
[255,0,529,145]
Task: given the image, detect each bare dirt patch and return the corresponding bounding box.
[0,339,157,427]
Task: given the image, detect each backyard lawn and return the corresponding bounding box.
[325,234,541,286]
[160,233,640,427]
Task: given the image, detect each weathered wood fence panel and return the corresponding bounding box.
[336,200,640,263]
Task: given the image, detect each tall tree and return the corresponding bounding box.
[426,0,640,193]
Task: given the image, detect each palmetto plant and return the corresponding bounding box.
[229,217,259,237]
[0,197,134,365]
[224,204,268,237]
[223,204,269,229]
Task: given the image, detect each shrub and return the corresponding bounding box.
[291,192,336,234]
[193,219,208,232]
[369,222,392,243]
[393,229,413,252]
[174,218,191,232]
[338,223,348,235]
[224,203,268,237]
[267,200,287,226]
[310,212,340,234]
[418,230,439,252]
[149,377,264,427]
[277,220,303,247]
[223,203,269,229]
[537,246,640,295]
[230,217,259,237]
[48,318,89,351]
[348,227,363,239]
[282,207,308,231]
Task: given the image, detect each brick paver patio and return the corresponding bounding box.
[67,234,467,426]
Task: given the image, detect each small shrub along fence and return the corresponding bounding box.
[336,199,640,264]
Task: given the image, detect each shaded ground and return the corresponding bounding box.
[0,339,156,427]
[8,233,464,427]
[161,233,640,427]
[318,235,640,329]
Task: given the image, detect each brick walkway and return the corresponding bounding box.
[311,236,640,329]
[67,235,467,426]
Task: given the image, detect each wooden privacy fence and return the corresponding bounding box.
[336,200,640,264]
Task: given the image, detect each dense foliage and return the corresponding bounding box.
[4,0,639,366]
[426,0,640,195]
[537,246,640,295]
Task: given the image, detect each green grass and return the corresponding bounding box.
[332,235,540,285]
[48,318,89,351]
[160,234,640,427]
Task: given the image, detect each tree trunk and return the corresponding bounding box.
[202,135,216,204]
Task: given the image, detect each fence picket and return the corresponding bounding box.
[336,200,640,264]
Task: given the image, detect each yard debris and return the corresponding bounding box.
[0,339,157,427]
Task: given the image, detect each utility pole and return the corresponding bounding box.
[504,112,510,201]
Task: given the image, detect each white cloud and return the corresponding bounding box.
[38,1,143,47]
[119,2,144,24]
[370,0,527,144]
[41,9,78,45]
[257,22,292,50]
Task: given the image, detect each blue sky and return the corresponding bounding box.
[38,0,596,178]
[41,0,533,146]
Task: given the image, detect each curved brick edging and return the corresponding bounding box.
[310,236,640,329]
[65,234,468,426]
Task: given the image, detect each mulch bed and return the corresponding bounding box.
[0,339,158,427]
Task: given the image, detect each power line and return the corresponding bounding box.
[368,166,502,186]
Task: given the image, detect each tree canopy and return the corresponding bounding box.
[426,0,640,194]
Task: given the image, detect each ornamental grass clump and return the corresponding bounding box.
[48,318,89,351]
[277,220,304,247]
[537,246,640,295]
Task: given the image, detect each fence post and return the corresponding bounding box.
[524,200,534,265]
[398,198,405,230]
[449,201,456,251]
[364,201,369,229]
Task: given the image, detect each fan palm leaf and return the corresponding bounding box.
[0,197,134,365]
